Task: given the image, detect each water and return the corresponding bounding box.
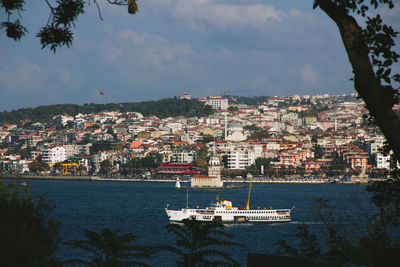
[5,179,372,266]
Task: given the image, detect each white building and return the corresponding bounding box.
[368,138,385,154]
[42,146,66,164]
[227,146,257,170]
[376,153,390,169]
[209,96,228,110]
[179,93,191,99]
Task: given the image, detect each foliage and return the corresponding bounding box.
[201,134,214,144]
[315,0,400,161]
[275,2,400,261]
[276,224,322,259]
[248,157,272,171]
[160,219,241,267]
[195,146,209,169]
[227,106,239,112]
[276,170,400,265]
[99,159,112,174]
[243,125,270,141]
[29,159,50,172]
[120,154,163,174]
[0,181,61,266]
[194,158,207,169]
[313,145,324,159]
[329,153,346,170]
[65,228,152,267]
[366,172,400,243]
[0,99,213,123]
[1,0,138,52]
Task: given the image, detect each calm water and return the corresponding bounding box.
[7,179,372,266]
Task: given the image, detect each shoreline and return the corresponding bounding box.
[1,175,378,184]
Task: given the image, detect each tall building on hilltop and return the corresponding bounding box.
[209,96,228,110]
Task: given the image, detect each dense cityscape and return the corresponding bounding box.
[1,93,398,183]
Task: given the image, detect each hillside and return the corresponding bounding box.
[0,98,214,123]
[226,95,270,105]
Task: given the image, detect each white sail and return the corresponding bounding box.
[175,177,181,189]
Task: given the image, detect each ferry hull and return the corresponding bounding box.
[165,208,291,224]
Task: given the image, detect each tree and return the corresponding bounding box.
[276,193,400,265]
[0,182,61,266]
[314,145,324,159]
[314,0,400,163]
[244,125,270,141]
[65,228,152,267]
[249,157,272,172]
[1,0,138,52]
[201,134,214,144]
[29,158,50,173]
[275,2,400,264]
[99,159,112,174]
[195,146,209,169]
[160,219,241,267]
[227,106,239,112]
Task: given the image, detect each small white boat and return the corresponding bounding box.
[175,177,181,189]
[166,181,294,224]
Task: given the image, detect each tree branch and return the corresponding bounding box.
[316,0,400,162]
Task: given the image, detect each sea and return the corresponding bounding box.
[5,179,373,266]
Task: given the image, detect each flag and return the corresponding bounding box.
[99,91,104,96]
[292,206,296,210]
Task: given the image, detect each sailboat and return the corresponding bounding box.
[175,177,181,189]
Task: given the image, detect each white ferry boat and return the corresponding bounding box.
[165,182,294,224]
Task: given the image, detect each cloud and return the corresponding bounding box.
[299,64,321,86]
[0,58,49,93]
[147,0,282,32]
[173,1,281,31]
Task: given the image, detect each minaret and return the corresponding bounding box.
[224,113,228,140]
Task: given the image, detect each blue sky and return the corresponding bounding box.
[1,0,399,111]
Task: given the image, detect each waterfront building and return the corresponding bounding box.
[191,154,223,188]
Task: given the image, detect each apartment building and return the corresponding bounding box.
[208,96,228,110]
[227,146,256,170]
[42,146,67,164]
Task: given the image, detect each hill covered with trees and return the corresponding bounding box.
[0,98,213,123]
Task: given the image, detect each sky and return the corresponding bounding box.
[1,0,399,111]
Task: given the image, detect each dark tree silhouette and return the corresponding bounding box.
[0,181,62,267]
[1,0,138,52]
[65,228,152,267]
[161,219,242,267]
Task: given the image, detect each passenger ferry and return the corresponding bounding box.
[165,181,294,224]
